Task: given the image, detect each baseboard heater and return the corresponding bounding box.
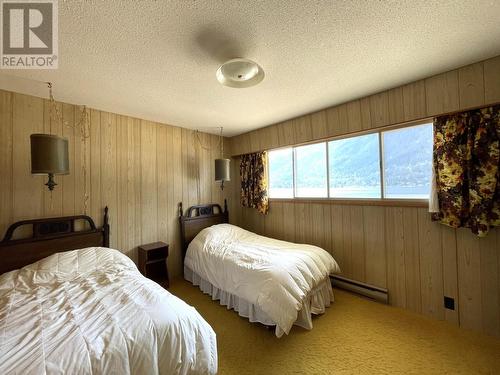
[331,275,388,304]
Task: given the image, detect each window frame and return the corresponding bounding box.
[267,119,432,207]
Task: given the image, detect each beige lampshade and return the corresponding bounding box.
[30,134,69,175]
[215,158,230,182]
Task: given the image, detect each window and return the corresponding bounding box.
[268,148,294,198]
[295,143,328,197]
[267,122,433,201]
[329,133,381,198]
[382,123,433,199]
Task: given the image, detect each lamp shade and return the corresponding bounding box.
[30,134,69,175]
[215,158,230,182]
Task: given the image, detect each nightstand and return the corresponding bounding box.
[138,242,169,288]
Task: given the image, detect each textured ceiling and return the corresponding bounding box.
[1,1,500,136]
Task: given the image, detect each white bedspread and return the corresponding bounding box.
[0,247,217,375]
[185,224,340,337]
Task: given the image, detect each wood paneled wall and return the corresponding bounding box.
[0,89,228,277]
[226,55,500,337]
[229,56,500,155]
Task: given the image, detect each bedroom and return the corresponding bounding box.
[0,1,499,374]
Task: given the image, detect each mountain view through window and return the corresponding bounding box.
[268,122,433,200]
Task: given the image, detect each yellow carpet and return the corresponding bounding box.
[169,279,500,375]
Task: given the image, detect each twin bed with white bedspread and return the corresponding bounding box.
[184,223,340,337]
[0,247,217,375]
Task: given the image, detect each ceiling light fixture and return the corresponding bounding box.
[216,58,264,88]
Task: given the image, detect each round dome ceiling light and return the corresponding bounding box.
[216,58,265,88]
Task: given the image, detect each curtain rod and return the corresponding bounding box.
[433,101,500,118]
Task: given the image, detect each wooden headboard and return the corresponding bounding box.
[179,200,229,257]
[0,207,110,275]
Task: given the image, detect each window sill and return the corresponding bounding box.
[268,198,429,208]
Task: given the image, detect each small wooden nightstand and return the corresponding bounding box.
[138,242,169,288]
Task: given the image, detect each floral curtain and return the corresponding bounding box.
[432,104,500,237]
[240,151,269,215]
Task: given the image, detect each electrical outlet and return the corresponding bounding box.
[444,296,455,310]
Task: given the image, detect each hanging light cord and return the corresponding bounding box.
[194,127,224,201]
[47,82,90,213]
[220,126,224,158]
[195,128,221,151]
[47,82,89,138]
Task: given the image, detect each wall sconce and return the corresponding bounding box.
[30,133,69,191]
[214,127,230,190]
[215,158,230,190]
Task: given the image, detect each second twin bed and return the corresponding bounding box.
[179,202,340,338]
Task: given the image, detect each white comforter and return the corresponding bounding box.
[0,247,217,375]
[185,224,340,337]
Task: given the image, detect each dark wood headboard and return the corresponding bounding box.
[179,200,229,257]
[0,207,110,275]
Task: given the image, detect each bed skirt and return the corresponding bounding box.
[184,266,334,337]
